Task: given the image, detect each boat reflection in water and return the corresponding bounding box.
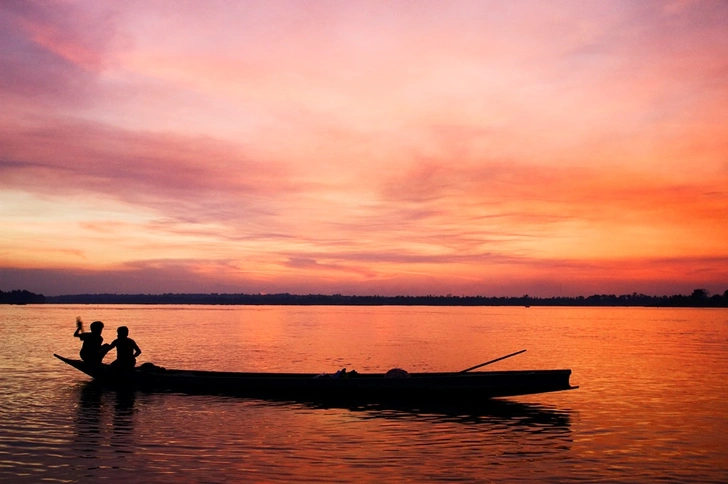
[75,378,571,431]
[73,383,137,463]
[69,379,573,481]
[305,397,571,428]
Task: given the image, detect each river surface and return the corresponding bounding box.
[1,305,727,483]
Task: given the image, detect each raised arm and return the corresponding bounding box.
[73,318,83,338]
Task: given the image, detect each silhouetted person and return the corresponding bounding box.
[107,326,142,371]
[74,318,109,365]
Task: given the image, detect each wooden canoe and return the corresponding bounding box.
[54,354,577,402]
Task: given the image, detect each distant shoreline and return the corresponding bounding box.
[2,289,727,307]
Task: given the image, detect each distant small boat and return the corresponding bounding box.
[54,354,577,402]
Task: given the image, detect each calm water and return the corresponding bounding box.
[1,305,727,483]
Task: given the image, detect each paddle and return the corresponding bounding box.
[459,349,526,373]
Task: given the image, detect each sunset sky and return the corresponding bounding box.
[1,0,727,297]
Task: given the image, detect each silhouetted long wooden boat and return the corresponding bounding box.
[54,354,577,401]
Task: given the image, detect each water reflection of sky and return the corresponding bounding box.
[2,306,727,483]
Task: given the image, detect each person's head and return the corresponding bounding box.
[117,326,129,338]
[90,321,104,334]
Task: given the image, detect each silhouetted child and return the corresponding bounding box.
[74,318,109,365]
[108,326,142,371]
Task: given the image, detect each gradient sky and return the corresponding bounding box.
[1,0,727,297]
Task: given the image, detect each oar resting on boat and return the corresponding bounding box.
[53,353,578,402]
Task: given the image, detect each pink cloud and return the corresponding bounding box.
[0,118,299,216]
[0,1,119,107]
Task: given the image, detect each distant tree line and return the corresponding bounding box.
[0,289,47,304]
[3,288,727,307]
